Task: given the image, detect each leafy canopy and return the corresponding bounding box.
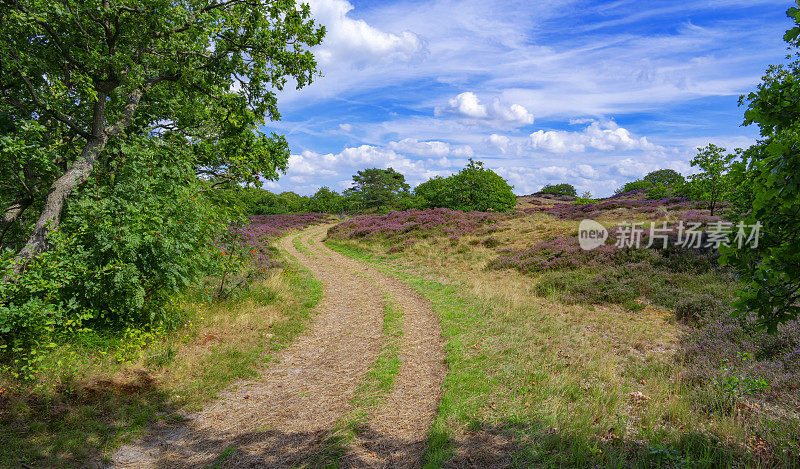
[346,168,410,211]
[684,144,736,216]
[721,3,800,330]
[643,169,685,187]
[539,183,577,197]
[0,0,324,267]
[415,160,516,212]
[308,186,346,213]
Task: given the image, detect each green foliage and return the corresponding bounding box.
[278,191,311,213]
[614,178,654,195]
[347,168,410,211]
[203,186,317,215]
[415,160,516,212]
[0,118,64,250]
[307,187,346,213]
[449,160,516,211]
[719,4,800,329]
[539,183,577,197]
[0,0,324,189]
[643,169,685,187]
[0,138,224,372]
[645,183,672,200]
[414,176,451,209]
[614,170,684,198]
[682,144,736,216]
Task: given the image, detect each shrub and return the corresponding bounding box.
[414,176,451,209]
[539,183,577,197]
[644,169,685,187]
[675,294,723,323]
[415,160,516,212]
[614,179,655,195]
[645,184,671,200]
[482,237,501,248]
[491,229,733,315]
[307,187,346,213]
[1,146,225,371]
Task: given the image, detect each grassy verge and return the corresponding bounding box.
[0,249,322,467]
[326,239,781,468]
[316,294,404,465]
[293,233,313,255]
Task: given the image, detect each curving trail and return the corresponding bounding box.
[109,224,445,468]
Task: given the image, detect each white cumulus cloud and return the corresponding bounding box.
[309,0,425,68]
[441,92,534,125]
[447,92,488,118]
[528,120,657,154]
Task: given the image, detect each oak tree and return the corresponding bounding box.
[0,0,324,274]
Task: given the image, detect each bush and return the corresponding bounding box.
[0,142,225,371]
[203,186,313,215]
[645,184,671,199]
[327,208,512,242]
[539,183,577,197]
[675,294,723,323]
[614,179,655,195]
[643,169,685,187]
[415,160,516,212]
[307,187,346,213]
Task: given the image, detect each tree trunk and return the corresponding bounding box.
[4,88,143,278]
[0,197,32,247]
[8,135,108,275]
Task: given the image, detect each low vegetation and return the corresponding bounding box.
[327,208,514,249]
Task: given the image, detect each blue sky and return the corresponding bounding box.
[263,0,792,197]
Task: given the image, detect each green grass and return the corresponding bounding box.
[293,234,312,255]
[0,253,322,468]
[326,240,761,468]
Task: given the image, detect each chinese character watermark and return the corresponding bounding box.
[577,219,762,251]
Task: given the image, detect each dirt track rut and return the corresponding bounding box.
[109,224,445,468]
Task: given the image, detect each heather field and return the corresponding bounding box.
[325,197,800,467]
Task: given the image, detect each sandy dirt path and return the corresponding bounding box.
[109,224,444,468]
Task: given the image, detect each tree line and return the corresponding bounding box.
[215,159,517,215]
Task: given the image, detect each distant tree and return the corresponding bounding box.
[448,160,516,211]
[645,184,672,200]
[683,144,736,216]
[349,168,410,210]
[308,187,345,213]
[278,192,310,213]
[414,176,452,208]
[614,179,654,195]
[539,183,577,197]
[415,160,516,211]
[643,169,685,187]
